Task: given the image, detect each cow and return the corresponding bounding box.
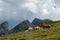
[28,27,34,32]
[43,24,51,28]
[34,26,40,31]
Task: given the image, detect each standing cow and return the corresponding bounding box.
[34,26,40,31]
[28,27,34,32]
[43,24,51,28]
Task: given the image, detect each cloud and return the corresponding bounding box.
[0,0,59,20]
[21,0,39,13]
[22,0,60,20]
[22,3,37,13]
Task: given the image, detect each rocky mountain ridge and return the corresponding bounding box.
[0,18,52,35]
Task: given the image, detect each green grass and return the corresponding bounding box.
[0,21,60,40]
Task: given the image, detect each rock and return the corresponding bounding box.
[9,20,34,33]
[32,18,52,26]
[0,21,8,36]
[32,18,43,26]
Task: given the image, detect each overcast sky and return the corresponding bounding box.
[0,0,60,29]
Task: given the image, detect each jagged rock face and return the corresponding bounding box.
[32,18,43,26]
[0,28,5,36]
[32,18,52,26]
[0,21,8,36]
[9,18,52,34]
[1,21,8,29]
[10,20,34,33]
[43,19,52,24]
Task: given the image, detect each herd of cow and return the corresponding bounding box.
[28,24,51,32]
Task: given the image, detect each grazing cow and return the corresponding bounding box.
[43,24,51,28]
[34,26,40,31]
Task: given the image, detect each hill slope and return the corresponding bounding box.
[0,21,60,40]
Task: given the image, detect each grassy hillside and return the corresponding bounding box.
[0,21,60,40]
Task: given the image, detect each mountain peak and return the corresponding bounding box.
[32,18,43,26]
[9,20,34,33]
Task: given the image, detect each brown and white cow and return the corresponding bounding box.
[34,26,40,31]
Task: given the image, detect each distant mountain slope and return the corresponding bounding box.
[32,18,43,26]
[0,20,60,40]
[9,18,52,33]
[9,20,34,33]
[0,21,8,36]
[32,18,52,26]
